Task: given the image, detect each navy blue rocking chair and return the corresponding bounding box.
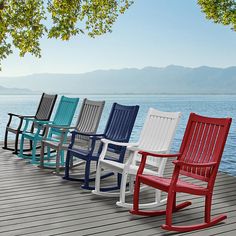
[63,103,139,190]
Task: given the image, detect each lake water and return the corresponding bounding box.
[1,94,236,176]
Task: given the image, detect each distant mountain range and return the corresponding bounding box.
[0,85,34,94]
[0,65,235,94]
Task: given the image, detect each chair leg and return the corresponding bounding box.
[81,160,92,190]
[39,142,45,168]
[69,152,74,168]
[205,193,212,223]
[14,132,20,155]
[117,173,122,188]
[63,150,72,179]
[30,139,33,151]
[31,140,38,164]
[130,176,141,214]
[96,162,102,189]
[165,192,176,226]
[18,134,25,158]
[55,149,61,174]
[129,175,135,193]
[92,162,102,194]
[47,146,51,160]
[3,128,9,150]
[60,149,65,166]
[116,172,130,206]
[2,128,17,152]
[121,172,129,202]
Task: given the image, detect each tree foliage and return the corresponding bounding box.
[0,0,133,69]
[198,0,236,30]
[0,0,235,70]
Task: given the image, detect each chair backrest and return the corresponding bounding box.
[103,103,139,154]
[75,98,105,134]
[178,113,232,182]
[135,108,181,167]
[35,93,57,120]
[52,96,79,127]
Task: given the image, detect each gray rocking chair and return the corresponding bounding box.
[3,93,57,154]
[40,98,105,173]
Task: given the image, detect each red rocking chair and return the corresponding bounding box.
[130,113,232,232]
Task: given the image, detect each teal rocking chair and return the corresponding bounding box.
[18,96,79,164]
[39,98,105,173]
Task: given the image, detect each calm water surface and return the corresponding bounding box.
[1,94,236,176]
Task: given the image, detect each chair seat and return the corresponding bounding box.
[68,147,90,155]
[42,137,68,148]
[100,159,158,176]
[139,175,208,195]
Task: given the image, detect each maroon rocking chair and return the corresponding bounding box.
[130,113,232,232]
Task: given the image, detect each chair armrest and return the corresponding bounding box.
[41,124,71,139]
[72,130,104,136]
[136,151,181,176]
[8,113,35,119]
[6,113,33,130]
[71,130,104,138]
[23,117,36,122]
[22,118,50,133]
[173,160,217,168]
[34,120,52,125]
[101,138,138,147]
[8,112,21,117]
[59,126,77,132]
[20,115,35,118]
[138,151,182,158]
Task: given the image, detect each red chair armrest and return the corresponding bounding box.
[173,160,217,168]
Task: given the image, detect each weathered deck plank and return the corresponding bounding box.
[0,145,235,236]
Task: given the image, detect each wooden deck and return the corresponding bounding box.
[0,145,236,236]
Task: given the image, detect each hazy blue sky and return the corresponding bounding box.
[1,0,236,76]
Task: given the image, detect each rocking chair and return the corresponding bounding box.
[39,98,105,173]
[130,113,232,232]
[92,108,181,211]
[3,93,57,154]
[18,96,79,164]
[63,103,139,190]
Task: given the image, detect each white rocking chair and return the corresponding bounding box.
[92,108,181,209]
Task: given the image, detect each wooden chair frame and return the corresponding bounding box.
[18,96,79,164]
[63,103,139,191]
[39,98,105,173]
[130,113,232,232]
[92,108,181,210]
[2,93,57,154]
